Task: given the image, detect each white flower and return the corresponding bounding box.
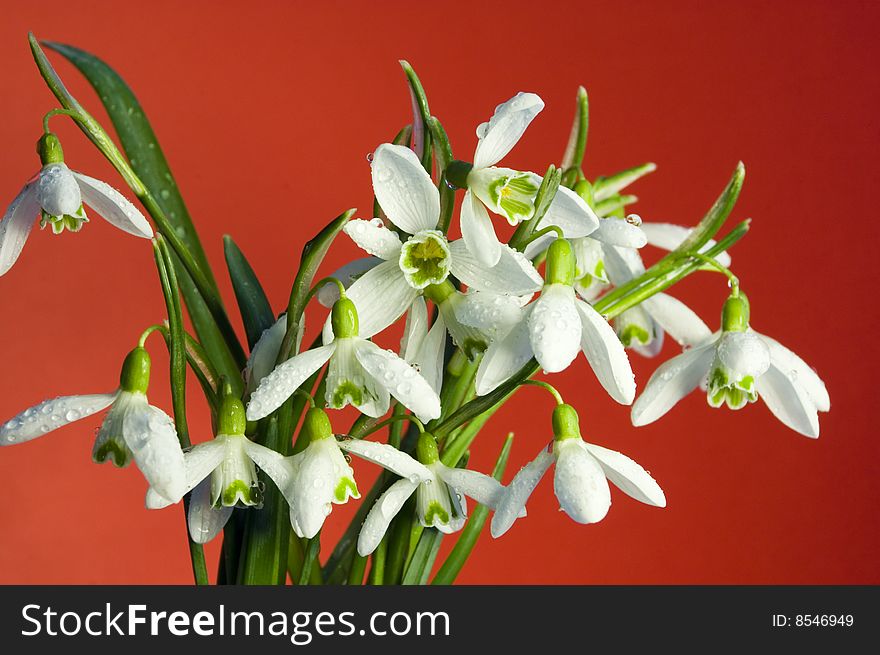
[491,437,666,537]
[247,407,432,540]
[458,93,600,266]
[631,297,830,437]
[357,433,507,555]
[247,297,441,422]
[399,297,447,394]
[0,158,153,276]
[601,243,712,357]
[327,143,543,342]
[475,239,636,404]
[0,348,185,503]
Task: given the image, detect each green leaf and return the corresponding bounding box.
[223,235,275,350]
[592,161,657,203]
[433,433,514,585]
[561,86,589,172]
[401,528,443,585]
[400,60,432,171]
[594,193,638,218]
[429,117,456,233]
[672,162,745,255]
[42,40,246,390]
[508,165,562,251]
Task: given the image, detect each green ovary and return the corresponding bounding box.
[707,369,758,410]
[400,231,451,289]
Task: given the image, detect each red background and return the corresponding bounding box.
[1,1,877,584]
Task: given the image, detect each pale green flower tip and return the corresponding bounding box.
[119,346,151,394]
[552,403,581,442]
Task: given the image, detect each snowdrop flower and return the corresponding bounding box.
[358,432,509,555]
[247,296,441,422]
[476,238,636,404]
[601,243,712,357]
[328,143,543,342]
[0,133,152,276]
[146,393,284,543]
[631,293,830,438]
[245,407,433,540]
[1,346,185,502]
[399,297,447,394]
[491,403,666,537]
[445,93,600,267]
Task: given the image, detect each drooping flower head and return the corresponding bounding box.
[0,133,153,276]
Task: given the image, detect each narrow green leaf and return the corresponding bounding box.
[594,193,638,218]
[400,60,432,170]
[223,235,275,350]
[429,117,456,233]
[401,529,443,585]
[561,86,589,171]
[592,161,657,203]
[298,534,321,586]
[433,433,514,585]
[673,162,745,255]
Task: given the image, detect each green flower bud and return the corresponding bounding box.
[416,432,440,465]
[574,179,594,206]
[37,132,64,165]
[545,238,577,286]
[331,296,359,339]
[721,292,750,333]
[119,347,151,394]
[217,394,247,436]
[300,406,334,445]
[552,403,581,442]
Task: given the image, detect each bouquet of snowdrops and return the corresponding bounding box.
[0,34,829,585]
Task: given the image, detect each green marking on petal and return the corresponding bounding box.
[488,172,539,225]
[424,500,450,526]
[706,367,759,410]
[40,207,88,234]
[620,323,651,347]
[92,439,132,468]
[221,479,261,507]
[334,476,359,502]
[329,380,365,409]
[399,230,451,289]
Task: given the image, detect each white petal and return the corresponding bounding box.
[326,339,391,417]
[412,313,447,395]
[436,465,505,508]
[401,296,429,362]
[289,439,348,538]
[145,438,227,510]
[539,186,600,238]
[323,260,418,341]
[241,439,299,507]
[473,92,544,169]
[528,284,582,373]
[245,314,287,393]
[343,218,402,260]
[475,310,534,395]
[553,439,611,524]
[756,364,821,438]
[37,164,81,216]
[641,222,732,267]
[490,448,554,538]
[590,218,647,248]
[337,438,431,481]
[357,477,420,556]
[317,257,382,307]
[187,477,233,544]
[73,172,152,238]
[455,290,527,333]
[354,340,441,422]
[460,190,502,267]
[718,331,771,379]
[576,299,637,404]
[641,293,712,347]
[631,342,716,426]
[584,443,666,507]
[122,402,186,503]
[0,392,116,445]
[603,244,645,286]
[371,143,440,234]
[0,182,38,276]
[758,333,829,412]
[246,343,336,421]
[448,240,543,295]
